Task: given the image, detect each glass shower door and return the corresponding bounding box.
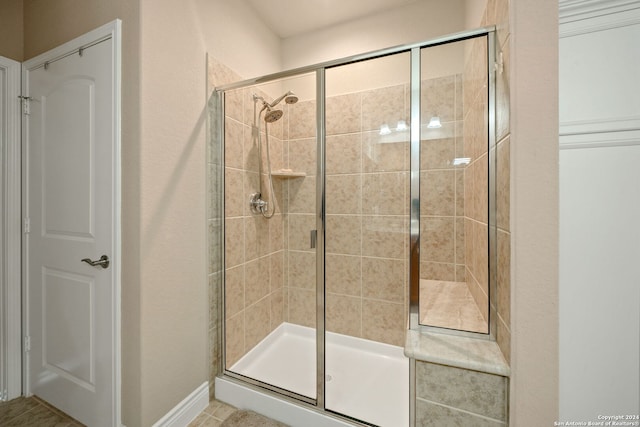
[214,28,495,426]
[323,53,411,427]
[222,73,319,400]
[418,35,491,334]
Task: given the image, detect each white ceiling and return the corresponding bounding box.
[246,0,420,38]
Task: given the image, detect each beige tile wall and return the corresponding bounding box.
[462,34,490,324]
[208,58,287,370]
[418,0,511,364]
[417,0,511,363]
[223,85,287,368]
[283,75,473,347]
[280,78,410,347]
[212,72,489,356]
[415,361,508,426]
[420,75,466,282]
[485,0,511,365]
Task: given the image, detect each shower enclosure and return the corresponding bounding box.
[209,27,496,427]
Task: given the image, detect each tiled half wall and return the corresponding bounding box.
[416,361,509,426]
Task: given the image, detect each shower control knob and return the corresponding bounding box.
[249,193,268,214]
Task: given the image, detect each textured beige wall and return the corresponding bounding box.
[464,0,488,30]
[23,0,119,59]
[138,0,209,422]
[282,0,466,70]
[510,0,559,424]
[0,0,24,61]
[137,0,280,424]
[118,0,142,424]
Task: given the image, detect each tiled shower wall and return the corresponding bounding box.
[490,0,512,365]
[458,0,511,362]
[222,85,287,368]
[208,67,491,360]
[208,59,288,373]
[463,37,490,323]
[278,99,317,332]
[219,89,407,344]
[284,74,469,347]
[420,76,466,282]
[211,74,417,361]
[282,85,410,347]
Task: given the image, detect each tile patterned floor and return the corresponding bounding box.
[0,396,84,427]
[188,399,238,427]
[0,397,236,427]
[420,279,488,333]
[0,396,241,427]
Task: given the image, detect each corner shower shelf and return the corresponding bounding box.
[271,169,306,178]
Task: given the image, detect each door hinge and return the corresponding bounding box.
[24,336,31,353]
[23,217,30,234]
[18,95,31,115]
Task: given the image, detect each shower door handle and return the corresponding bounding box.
[310,230,317,249]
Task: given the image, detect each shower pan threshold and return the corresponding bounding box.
[219,322,409,427]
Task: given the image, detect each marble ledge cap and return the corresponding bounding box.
[405,329,511,377]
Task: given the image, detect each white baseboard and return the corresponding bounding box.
[152,382,209,427]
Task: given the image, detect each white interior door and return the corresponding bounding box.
[23,22,120,427]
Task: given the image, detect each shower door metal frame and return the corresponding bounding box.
[410,30,498,338]
[215,25,498,422]
[315,67,327,409]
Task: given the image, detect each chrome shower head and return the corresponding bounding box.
[269,91,298,107]
[263,106,283,123]
[284,93,298,104]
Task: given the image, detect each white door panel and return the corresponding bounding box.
[42,78,95,238]
[42,268,94,388]
[24,23,120,426]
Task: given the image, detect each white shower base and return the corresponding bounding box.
[217,322,408,427]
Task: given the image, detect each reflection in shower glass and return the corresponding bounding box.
[418,35,490,334]
[324,53,410,427]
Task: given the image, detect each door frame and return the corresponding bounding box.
[1,54,22,402]
[21,20,122,424]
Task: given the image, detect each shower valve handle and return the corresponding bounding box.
[249,193,268,214]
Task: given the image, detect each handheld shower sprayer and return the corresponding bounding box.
[268,90,299,107]
[249,89,299,218]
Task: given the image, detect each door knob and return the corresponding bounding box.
[81,255,110,269]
